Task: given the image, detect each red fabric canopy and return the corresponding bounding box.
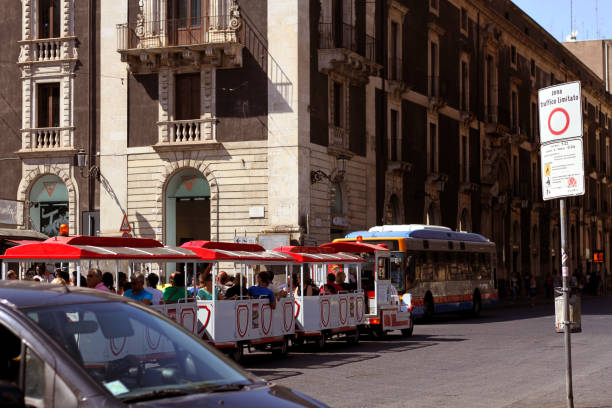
[180,241,296,263]
[274,246,365,263]
[319,241,389,254]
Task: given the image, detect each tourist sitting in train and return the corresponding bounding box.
[162,271,189,303]
[248,271,276,309]
[320,273,343,294]
[292,273,318,296]
[196,272,223,300]
[335,271,351,292]
[123,273,153,305]
[225,273,248,299]
[216,270,231,298]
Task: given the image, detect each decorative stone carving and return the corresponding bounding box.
[228,1,242,30]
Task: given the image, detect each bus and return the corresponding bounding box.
[334,224,497,319]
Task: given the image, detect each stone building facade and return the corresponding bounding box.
[1,0,612,292]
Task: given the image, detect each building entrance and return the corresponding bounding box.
[29,175,68,237]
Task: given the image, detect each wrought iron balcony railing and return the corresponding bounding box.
[117,15,242,51]
[318,22,376,62]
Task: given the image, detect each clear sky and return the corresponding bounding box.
[511,0,612,43]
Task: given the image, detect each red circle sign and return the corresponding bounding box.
[548,107,570,136]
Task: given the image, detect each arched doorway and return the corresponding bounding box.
[390,194,401,225]
[458,209,470,232]
[165,168,211,246]
[330,182,348,240]
[29,175,68,237]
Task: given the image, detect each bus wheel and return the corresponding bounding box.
[424,293,435,321]
[472,292,482,317]
[231,343,244,363]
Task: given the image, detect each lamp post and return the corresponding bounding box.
[310,154,350,185]
[76,148,100,180]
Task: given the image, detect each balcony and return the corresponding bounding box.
[328,125,349,151]
[117,13,244,72]
[18,37,77,64]
[318,22,380,83]
[154,119,219,151]
[17,127,76,157]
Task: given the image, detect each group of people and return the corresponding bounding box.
[6,264,359,309]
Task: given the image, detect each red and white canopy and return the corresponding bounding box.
[274,246,365,264]
[0,236,198,262]
[180,241,297,264]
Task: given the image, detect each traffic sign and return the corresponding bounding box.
[119,213,131,232]
[122,232,132,238]
[538,81,582,144]
[540,139,585,200]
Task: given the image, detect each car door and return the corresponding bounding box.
[0,307,80,407]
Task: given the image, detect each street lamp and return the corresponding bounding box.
[76,148,100,180]
[311,154,350,184]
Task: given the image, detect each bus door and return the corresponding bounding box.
[389,252,405,294]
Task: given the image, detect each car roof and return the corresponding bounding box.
[0,281,126,310]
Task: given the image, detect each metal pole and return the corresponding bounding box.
[560,199,574,408]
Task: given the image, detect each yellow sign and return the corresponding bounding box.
[544,164,551,177]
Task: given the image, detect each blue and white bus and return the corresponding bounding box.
[334,225,498,319]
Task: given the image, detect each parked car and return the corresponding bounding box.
[0,281,327,407]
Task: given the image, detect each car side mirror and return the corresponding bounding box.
[0,380,25,407]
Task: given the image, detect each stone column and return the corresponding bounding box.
[266,0,310,239]
[201,66,215,141]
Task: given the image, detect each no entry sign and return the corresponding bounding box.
[538,81,582,144]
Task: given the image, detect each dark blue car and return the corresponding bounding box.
[0,281,327,407]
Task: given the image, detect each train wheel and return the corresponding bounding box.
[273,337,289,357]
[423,293,435,322]
[231,343,244,363]
[291,335,304,348]
[401,325,413,337]
[370,325,385,340]
[346,330,360,345]
[316,334,326,350]
[472,292,482,318]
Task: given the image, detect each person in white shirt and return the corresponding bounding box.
[145,272,164,305]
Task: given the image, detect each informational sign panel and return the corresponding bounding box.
[539,81,584,200]
[0,199,23,225]
[538,81,582,144]
[541,139,585,200]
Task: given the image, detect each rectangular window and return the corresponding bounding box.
[530,59,535,77]
[513,155,519,195]
[510,45,517,66]
[39,0,60,39]
[390,109,399,161]
[37,83,60,128]
[333,82,343,127]
[429,122,437,173]
[551,72,555,85]
[175,73,200,120]
[461,135,468,182]
[430,0,439,12]
[460,8,468,33]
[531,102,537,141]
[511,90,518,132]
[390,22,399,80]
[430,42,438,97]
[486,54,495,117]
[460,60,469,111]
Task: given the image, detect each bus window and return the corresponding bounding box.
[466,253,476,280]
[433,252,446,281]
[457,253,469,280]
[421,253,433,281]
[377,257,389,280]
[390,254,405,293]
[406,255,416,289]
[480,253,491,279]
[447,252,459,280]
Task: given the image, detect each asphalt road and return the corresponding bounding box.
[243,297,612,408]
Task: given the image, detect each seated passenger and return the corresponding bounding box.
[123,273,153,305]
[320,273,342,294]
[225,273,248,299]
[336,271,351,292]
[196,273,222,300]
[293,274,318,296]
[248,272,276,309]
[162,272,188,303]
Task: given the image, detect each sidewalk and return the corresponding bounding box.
[493,292,610,310]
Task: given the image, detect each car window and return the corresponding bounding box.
[24,301,254,401]
[24,347,45,401]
